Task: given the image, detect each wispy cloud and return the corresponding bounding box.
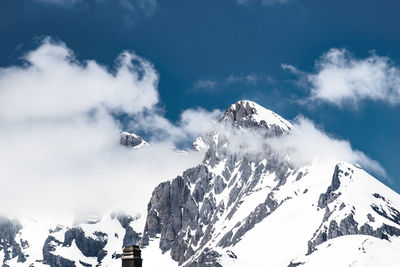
[34,0,157,17]
[34,0,78,7]
[191,73,268,93]
[237,0,290,6]
[226,73,262,84]
[117,0,157,17]
[284,49,400,107]
[192,78,218,91]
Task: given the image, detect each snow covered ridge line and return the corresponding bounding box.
[142,100,400,266]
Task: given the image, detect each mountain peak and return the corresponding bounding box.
[120,131,147,148]
[219,100,293,135]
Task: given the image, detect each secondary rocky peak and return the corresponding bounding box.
[219,100,292,136]
[120,131,147,148]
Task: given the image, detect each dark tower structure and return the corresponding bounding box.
[122,245,142,267]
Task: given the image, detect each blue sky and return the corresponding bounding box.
[1,0,400,192]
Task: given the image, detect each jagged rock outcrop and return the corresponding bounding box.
[120,131,147,148]
[0,217,26,265]
[218,100,292,136]
[43,236,76,267]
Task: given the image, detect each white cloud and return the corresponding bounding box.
[192,79,218,91]
[281,63,302,75]
[285,48,400,107]
[269,116,386,178]
[0,38,158,121]
[0,38,217,218]
[191,73,266,93]
[226,73,262,84]
[128,108,221,144]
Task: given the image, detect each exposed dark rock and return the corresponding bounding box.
[288,261,304,267]
[372,193,386,202]
[308,212,400,254]
[318,165,343,209]
[226,250,237,259]
[0,217,26,264]
[371,204,400,225]
[64,227,108,262]
[120,132,145,148]
[367,213,375,222]
[111,212,141,246]
[43,236,76,267]
[185,248,222,267]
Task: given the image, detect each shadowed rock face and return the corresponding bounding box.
[318,165,345,209]
[120,131,146,148]
[112,212,141,247]
[0,217,26,265]
[43,236,76,267]
[63,227,108,261]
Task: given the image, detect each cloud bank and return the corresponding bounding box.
[284,48,400,107]
[0,38,216,218]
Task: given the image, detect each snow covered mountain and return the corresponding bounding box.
[141,100,400,266]
[1,100,400,267]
